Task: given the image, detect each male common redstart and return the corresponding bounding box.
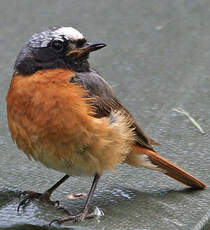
[6,26,206,224]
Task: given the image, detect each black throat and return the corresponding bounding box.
[65,55,90,73]
[15,52,90,75]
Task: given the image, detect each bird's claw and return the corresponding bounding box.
[17,190,59,212]
[49,209,96,226]
[18,194,32,212]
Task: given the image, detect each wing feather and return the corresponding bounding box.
[70,69,158,150]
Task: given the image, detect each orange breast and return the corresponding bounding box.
[6,69,134,176]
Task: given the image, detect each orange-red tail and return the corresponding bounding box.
[127,145,206,189]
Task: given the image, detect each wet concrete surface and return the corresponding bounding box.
[0,0,209,229]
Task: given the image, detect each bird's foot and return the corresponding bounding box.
[49,207,99,225]
[18,190,59,212]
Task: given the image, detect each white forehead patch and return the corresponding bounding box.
[28,27,85,48]
[54,27,84,41]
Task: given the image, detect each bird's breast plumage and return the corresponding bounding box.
[7,69,135,176]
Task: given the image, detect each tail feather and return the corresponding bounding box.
[131,145,206,189]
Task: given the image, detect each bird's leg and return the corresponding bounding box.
[50,173,100,225]
[18,175,69,211]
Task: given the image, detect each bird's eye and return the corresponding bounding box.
[50,40,64,52]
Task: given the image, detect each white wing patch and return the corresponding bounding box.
[55,27,84,41]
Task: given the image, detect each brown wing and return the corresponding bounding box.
[70,69,158,150]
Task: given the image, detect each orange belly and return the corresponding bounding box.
[7,69,134,176]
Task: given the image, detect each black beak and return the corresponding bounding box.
[81,42,106,52]
[66,42,106,56]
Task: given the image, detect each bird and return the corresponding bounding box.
[6,26,206,225]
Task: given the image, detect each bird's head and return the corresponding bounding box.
[14,26,106,75]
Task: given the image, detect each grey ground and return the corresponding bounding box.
[0,0,209,229]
